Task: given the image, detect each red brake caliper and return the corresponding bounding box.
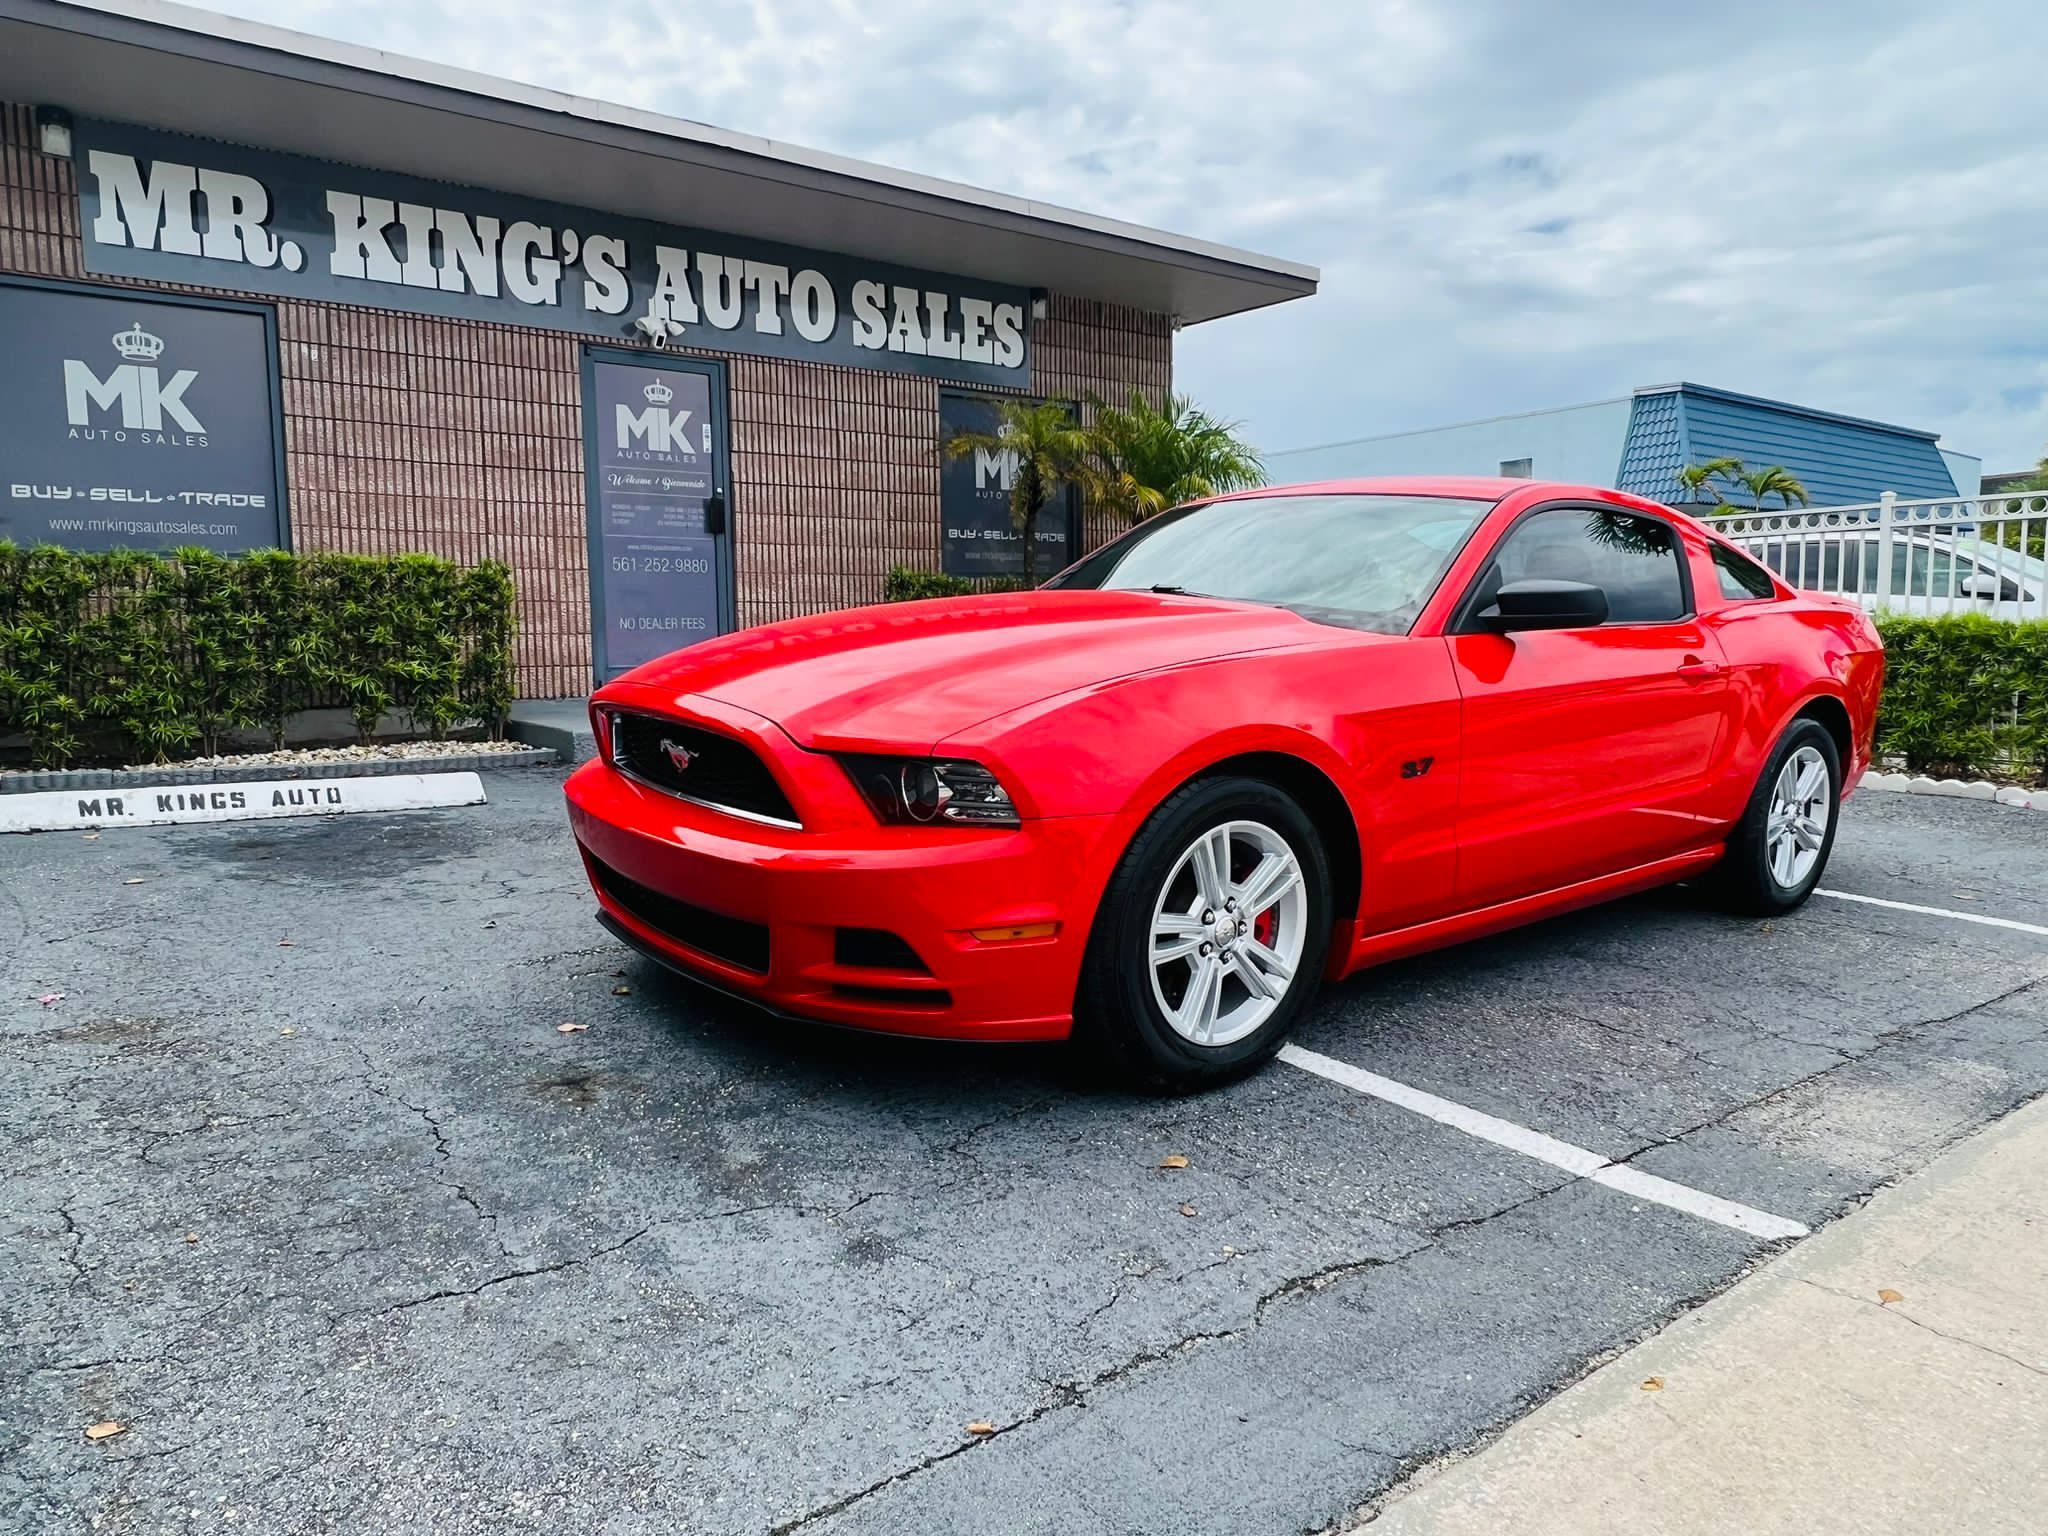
[1253,906,1277,948]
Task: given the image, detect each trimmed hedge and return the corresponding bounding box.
[882,565,1026,602]
[0,544,516,768]
[1875,614,2047,784]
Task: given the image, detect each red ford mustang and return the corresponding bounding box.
[565,477,1883,1087]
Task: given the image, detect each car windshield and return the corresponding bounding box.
[1045,493,1494,634]
[1950,536,2048,586]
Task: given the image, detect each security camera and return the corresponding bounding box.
[634,309,684,348]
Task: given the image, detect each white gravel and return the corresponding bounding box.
[154,740,543,770]
[0,740,544,780]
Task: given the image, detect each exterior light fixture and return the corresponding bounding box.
[35,105,73,158]
[633,301,685,348]
[1029,288,1049,321]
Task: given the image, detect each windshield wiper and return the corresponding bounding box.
[1136,584,1287,608]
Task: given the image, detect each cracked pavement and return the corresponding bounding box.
[4,774,2046,1535]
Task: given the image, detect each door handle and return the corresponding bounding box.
[1676,658,1722,682]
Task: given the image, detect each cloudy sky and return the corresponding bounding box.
[213,0,2048,469]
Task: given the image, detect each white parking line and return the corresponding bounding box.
[1278,1044,1810,1243]
[1816,889,2048,939]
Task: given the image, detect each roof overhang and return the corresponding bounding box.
[0,0,1318,326]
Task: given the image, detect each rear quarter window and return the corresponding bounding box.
[1712,542,1778,600]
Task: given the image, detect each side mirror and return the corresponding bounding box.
[703,491,727,537]
[1478,578,1609,632]
[1958,572,2001,600]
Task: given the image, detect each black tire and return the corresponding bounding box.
[1076,775,1332,1091]
[1708,717,1841,915]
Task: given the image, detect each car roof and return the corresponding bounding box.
[1733,527,2048,578]
[1207,475,1645,505]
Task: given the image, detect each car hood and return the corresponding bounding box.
[616,590,1329,751]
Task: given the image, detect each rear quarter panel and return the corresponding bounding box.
[1700,591,1883,817]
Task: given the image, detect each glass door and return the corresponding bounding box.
[581,349,735,682]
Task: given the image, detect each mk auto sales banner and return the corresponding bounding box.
[0,280,286,553]
[71,120,1033,390]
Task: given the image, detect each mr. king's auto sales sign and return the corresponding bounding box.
[72,120,1034,389]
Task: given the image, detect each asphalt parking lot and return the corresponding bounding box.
[6,772,2046,1536]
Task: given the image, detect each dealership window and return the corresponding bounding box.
[1482,507,1687,623]
[1499,457,1533,478]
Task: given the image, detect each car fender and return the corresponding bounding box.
[934,651,1361,820]
[939,638,1465,938]
[940,673,1376,970]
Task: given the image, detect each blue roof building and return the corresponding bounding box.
[1269,382,1979,507]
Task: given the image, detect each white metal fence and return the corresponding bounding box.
[1701,491,2048,621]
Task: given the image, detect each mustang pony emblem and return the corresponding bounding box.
[659,737,696,773]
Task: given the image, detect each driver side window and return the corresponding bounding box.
[1480,507,1689,624]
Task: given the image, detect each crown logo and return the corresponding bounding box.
[643,379,673,405]
[113,322,165,362]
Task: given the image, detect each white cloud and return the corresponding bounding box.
[213,0,2048,467]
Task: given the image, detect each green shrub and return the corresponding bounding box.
[882,565,1027,602]
[0,543,517,768]
[1874,613,2048,783]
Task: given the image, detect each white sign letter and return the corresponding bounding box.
[64,361,137,426]
[992,302,1026,369]
[886,285,927,355]
[88,152,201,255]
[580,234,630,315]
[850,280,888,350]
[696,253,743,329]
[789,269,836,342]
[395,202,439,289]
[501,221,561,305]
[197,169,278,267]
[650,246,700,325]
[436,210,501,296]
[743,261,791,334]
[959,297,994,364]
[326,192,403,283]
[922,292,962,360]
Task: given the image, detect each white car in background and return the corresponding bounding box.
[1730,527,2048,621]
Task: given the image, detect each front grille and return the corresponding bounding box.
[611,712,800,827]
[586,852,770,974]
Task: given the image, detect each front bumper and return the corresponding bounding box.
[563,724,1118,1042]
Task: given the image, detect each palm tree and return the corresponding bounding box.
[1081,390,1266,523]
[942,399,1089,587]
[1990,452,2048,559]
[1733,464,1811,511]
[1674,457,1743,504]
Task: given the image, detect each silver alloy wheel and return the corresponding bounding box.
[1765,744,1831,890]
[1148,819,1309,1048]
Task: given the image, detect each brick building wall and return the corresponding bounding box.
[0,103,1172,698]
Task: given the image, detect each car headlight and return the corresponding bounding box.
[839,755,1021,827]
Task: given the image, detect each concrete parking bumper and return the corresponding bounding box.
[1358,1090,2048,1535]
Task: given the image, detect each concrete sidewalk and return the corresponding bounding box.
[506,696,597,762]
[1357,1092,2048,1535]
